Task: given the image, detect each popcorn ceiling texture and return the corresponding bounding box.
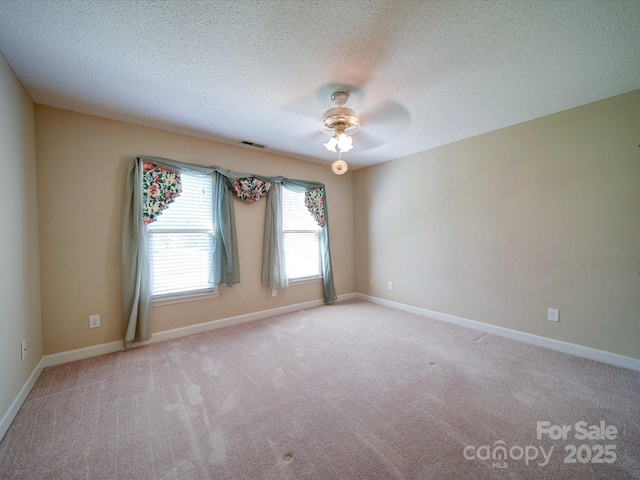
[0,0,639,169]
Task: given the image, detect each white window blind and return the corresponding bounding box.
[147,172,215,297]
[282,187,321,280]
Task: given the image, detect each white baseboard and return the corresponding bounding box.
[3,290,634,445]
[0,358,45,442]
[42,340,123,368]
[42,292,356,368]
[0,293,355,444]
[146,292,355,345]
[355,293,640,372]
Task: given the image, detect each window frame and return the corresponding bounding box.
[147,171,219,304]
[281,187,323,283]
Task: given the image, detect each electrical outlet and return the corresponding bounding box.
[369,278,374,286]
[21,340,27,360]
[548,308,559,322]
[89,314,101,328]
[388,281,393,290]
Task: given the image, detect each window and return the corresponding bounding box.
[147,172,215,299]
[282,187,321,281]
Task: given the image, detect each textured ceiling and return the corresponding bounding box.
[0,0,639,170]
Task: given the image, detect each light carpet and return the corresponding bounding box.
[1,300,639,479]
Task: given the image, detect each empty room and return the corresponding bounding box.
[1,1,639,479]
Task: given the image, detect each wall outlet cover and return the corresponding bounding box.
[89,315,101,328]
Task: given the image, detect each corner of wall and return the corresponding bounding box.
[0,52,43,437]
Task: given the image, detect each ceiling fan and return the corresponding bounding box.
[318,88,411,174]
[322,91,360,175]
[283,83,411,173]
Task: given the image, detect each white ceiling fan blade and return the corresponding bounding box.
[360,99,411,136]
[348,99,411,152]
[351,130,386,151]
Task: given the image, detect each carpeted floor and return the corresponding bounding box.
[1,299,639,479]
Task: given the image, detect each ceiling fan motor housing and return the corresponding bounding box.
[323,92,360,134]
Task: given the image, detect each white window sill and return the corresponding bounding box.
[288,276,323,286]
[152,287,219,306]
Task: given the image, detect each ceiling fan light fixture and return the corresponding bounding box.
[324,131,353,153]
[324,135,338,152]
[336,132,353,152]
[331,159,349,175]
[322,91,359,174]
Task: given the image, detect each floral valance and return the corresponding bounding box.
[234,176,271,203]
[304,187,325,227]
[142,160,182,225]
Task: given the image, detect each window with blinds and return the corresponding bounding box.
[282,187,321,280]
[147,172,215,297]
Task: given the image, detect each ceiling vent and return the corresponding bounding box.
[239,140,266,149]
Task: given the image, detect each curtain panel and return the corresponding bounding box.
[122,156,336,348]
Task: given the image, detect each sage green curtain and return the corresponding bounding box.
[122,158,152,346]
[212,172,240,286]
[122,156,336,348]
[262,182,288,290]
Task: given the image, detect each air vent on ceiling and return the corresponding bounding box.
[239,140,266,149]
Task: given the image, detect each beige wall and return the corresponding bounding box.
[0,54,42,417]
[35,106,355,355]
[354,90,640,359]
[7,68,637,378]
